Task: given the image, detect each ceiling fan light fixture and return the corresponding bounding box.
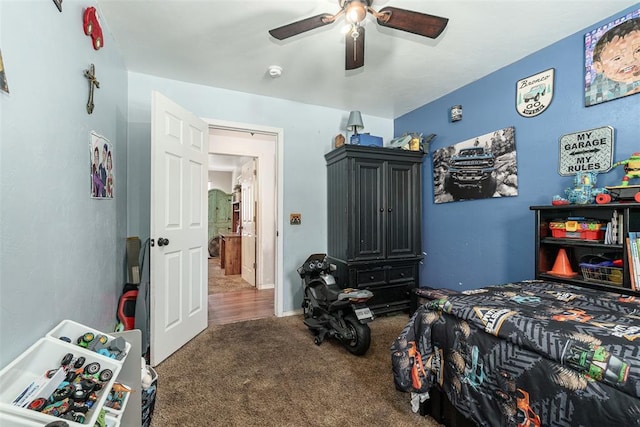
[345,1,367,24]
[268,1,449,70]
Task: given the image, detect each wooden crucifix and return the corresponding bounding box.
[83,63,99,114]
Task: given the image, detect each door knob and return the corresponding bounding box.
[157,238,170,247]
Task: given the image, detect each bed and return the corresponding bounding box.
[391,280,640,426]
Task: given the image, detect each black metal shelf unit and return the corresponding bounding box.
[531,203,640,296]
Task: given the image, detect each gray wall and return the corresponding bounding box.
[0,0,128,367]
[126,72,393,314]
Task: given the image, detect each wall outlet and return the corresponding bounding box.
[290,213,301,225]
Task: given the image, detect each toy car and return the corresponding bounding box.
[596,185,640,204]
[83,7,103,50]
[598,154,640,203]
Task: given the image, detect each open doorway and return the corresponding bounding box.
[205,124,281,325]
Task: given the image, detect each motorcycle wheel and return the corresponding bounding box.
[342,314,371,356]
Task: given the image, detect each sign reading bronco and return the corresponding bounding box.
[516,68,554,117]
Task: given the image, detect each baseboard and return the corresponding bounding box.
[280,308,303,317]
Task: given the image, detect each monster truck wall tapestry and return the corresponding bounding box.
[432,127,518,204]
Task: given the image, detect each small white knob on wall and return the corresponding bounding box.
[268,65,283,78]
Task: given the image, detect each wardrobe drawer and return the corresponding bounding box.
[388,265,415,282]
[356,269,386,286]
[368,282,414,314]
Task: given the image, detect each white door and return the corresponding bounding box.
[150,91,208,366]
[241,160,256,286]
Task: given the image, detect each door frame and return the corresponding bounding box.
[204,118,284,317]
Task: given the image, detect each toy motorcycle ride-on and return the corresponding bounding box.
[297,253,374,355]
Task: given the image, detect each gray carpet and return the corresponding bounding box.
[150,313,442,426]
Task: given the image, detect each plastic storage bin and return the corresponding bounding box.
[580,262,624,286]
[0,338,121,427]
[141,366,157,427]
[549,219,605,241]
[46,320,131,363]
[350,134,383,147]
[0,411,41,426]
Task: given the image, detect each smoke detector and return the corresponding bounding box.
[268,65,283,78]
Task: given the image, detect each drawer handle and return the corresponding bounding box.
[400,273,405,277]
[370,276,375,281]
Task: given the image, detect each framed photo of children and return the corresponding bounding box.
[89,131,114,199]
[584,8,640,107]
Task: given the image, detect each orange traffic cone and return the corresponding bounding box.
[547,248,577,277]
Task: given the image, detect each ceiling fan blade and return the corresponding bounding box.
[345,26,365,70]
[376,7,448,39]
[269,14,335,40]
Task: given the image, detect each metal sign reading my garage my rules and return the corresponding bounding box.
[558,126,614,176]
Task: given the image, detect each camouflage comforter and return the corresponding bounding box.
[391,280,640,426]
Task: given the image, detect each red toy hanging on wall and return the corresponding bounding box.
[83,7,104,50]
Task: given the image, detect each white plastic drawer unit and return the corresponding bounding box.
[0,322,125,426]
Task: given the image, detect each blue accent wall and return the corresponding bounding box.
[395,4,640,291]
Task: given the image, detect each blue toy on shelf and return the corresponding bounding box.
[560,172,608,205]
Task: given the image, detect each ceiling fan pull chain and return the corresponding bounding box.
[351,27,359,60]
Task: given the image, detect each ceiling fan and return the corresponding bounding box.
[268,0,449,70]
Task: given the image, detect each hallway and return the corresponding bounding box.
[208,257,274,325]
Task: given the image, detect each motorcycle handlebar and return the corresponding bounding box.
[297,257,332,278]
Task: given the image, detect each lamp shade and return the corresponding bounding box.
[346,111,364,134]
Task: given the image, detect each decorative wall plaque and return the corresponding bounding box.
[516,68,554,117]
[558,126,614,176]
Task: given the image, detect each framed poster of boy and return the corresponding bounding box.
[584,9,640,107]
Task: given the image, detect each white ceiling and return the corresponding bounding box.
[208,154,253,172]
[96,0,637,119]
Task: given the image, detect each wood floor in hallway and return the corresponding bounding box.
[208,258,274,326]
